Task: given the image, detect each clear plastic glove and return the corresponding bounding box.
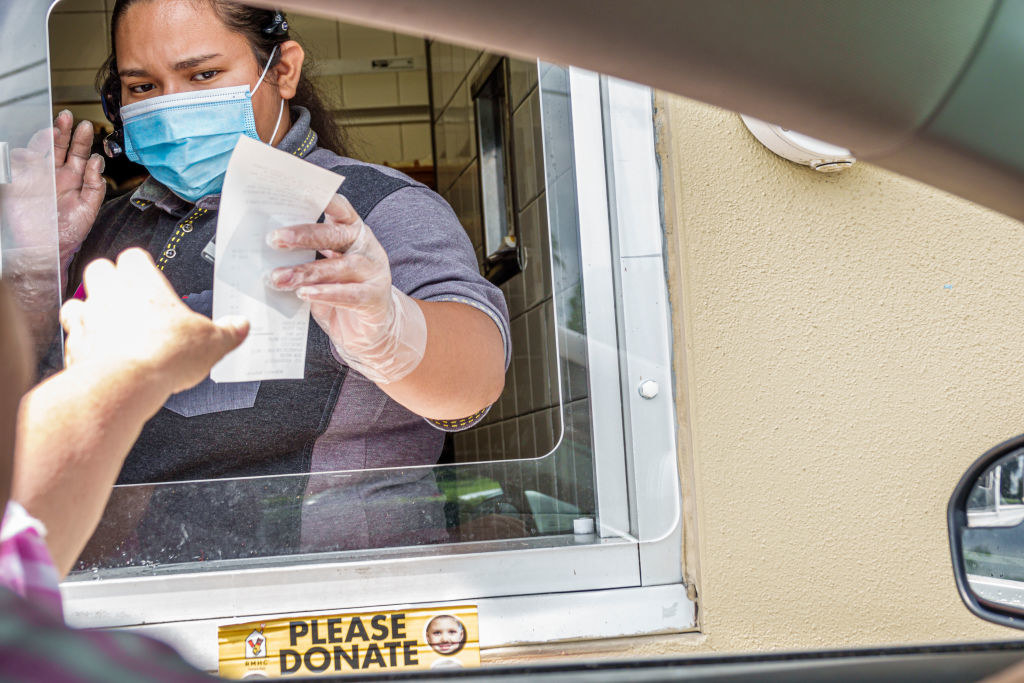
[2,118,103,355]
[267,194,427,384]
[52,111,106,268]
[4,113,104,259]
[60,249,249,395]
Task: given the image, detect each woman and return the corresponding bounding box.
[56,0,509,560]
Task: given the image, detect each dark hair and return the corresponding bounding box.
[97,0,348,156]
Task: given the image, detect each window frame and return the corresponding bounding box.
[28,3,690,655]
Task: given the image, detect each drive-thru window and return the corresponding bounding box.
[0,0,690,672]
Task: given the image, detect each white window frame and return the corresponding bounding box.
[26,1,692,661]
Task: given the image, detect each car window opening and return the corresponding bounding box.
[46,2,591,577]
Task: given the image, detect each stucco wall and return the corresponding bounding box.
[657,92,1024,653]
[483,89,1024,666]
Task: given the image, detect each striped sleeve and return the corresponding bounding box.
[0,502,62,619]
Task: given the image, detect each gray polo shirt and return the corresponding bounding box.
[69,108,510,558]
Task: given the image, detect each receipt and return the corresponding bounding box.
[210,135,343,382]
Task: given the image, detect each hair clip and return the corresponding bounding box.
[263,10,289,36]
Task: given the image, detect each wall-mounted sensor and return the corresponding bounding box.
[740,115,855,173]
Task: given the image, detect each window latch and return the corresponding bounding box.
[0,142,10,185]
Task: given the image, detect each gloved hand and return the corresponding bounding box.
[2,115,103,355]
[52,111,106,269]
[6,113,104,258]
[267,194,427,384]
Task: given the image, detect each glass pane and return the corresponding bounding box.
[0,0,62,364]
[37,8,678,577]
[70,58,602,576]
[73,453,601,576]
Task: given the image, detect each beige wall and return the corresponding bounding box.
[489,91,1024,663]
[660,92,1024,652]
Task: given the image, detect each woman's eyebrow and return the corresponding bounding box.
[172,53,222,71]
[118,67,149,79]
[118,54,221,79]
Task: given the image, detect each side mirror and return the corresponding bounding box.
[949,434,1024,629]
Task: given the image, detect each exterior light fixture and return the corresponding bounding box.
[740,114,855,172]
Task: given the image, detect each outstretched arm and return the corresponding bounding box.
[269,195,505,420]
[12,249,248,577]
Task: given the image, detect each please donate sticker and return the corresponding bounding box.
[218,605,480,678]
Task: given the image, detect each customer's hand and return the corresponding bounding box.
[60,249,249,395]
[52,111,106,265]
[267,195,427,384]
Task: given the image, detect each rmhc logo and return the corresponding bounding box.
[245,625,267,660]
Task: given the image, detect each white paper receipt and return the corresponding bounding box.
[210,135,343,383]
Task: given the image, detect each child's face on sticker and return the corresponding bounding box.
[426,616,464,655]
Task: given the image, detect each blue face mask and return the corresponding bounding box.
[120,49,284,203]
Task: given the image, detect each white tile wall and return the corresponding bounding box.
[346,123,403,165]
[399,123,432,165]
[445,161,482,250]
[477,425,492,462]
[451,46,469,97]
[425,46,564,463]
[434,42,453,112]
[520,196,552,310]
[397,70,428,106]
[289,14,340,59]
[315,76,344,110]
[436,79,474,195]
[49,12,108,71]
[338,24,396,59]
[517,415,536,471]
[56,103,107,125]
[433,117,447,179]
[536,194,553,301]
[510,315,533,417]
[541,299,559,409]
[429,41,445,121]
[527,93,545,199]
[502,419,521,465]
[489,424,505,461]
[465,50,484,82]
[461,163,482,247]
[446,82,473,177]
[54,0,105,12]
[506,267,527,319]
[526,306,548,412]
[512,91,538,209]
[533,409,556,459]
[50,69,100,89]
[394,33,426,58]
[343,72,400,108]
[509,58,538,110]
